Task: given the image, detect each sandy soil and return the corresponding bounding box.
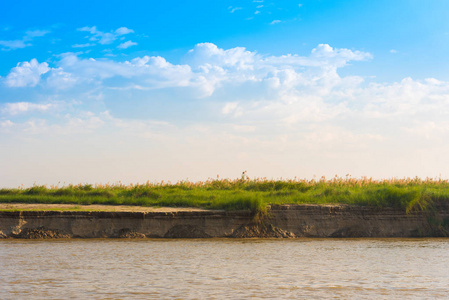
[0,203,212,212]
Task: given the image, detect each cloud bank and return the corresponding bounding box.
[2,43,449,185]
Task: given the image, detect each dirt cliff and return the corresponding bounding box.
[1,203,448,238]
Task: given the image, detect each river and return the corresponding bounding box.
[1,239,448,299]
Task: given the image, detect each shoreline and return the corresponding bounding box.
[1,203,449,239]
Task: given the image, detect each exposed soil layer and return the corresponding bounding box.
[1,203,449,239]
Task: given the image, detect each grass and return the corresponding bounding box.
[0,206,89,212]
[1,176,449,213]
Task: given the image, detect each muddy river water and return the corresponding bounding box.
[1,238,448,299]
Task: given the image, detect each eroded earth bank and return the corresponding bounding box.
[1,203,449,239]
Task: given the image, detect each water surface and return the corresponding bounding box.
[1,239,448,299]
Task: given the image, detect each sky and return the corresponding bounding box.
[2,0,449,187]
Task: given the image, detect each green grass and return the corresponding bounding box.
[1,177,449,213]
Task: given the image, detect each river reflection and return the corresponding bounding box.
[1,239,448,299]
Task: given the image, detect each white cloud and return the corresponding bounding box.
[52,53,193,90]
[46,68,78,89]
[270,20,281,25]
[2,102,54,115]
[228,6,242,13]
[78,26,97,33]
[78,26,134,45]
[117,40,138,49]
[5,59,50,87]
[185,42,257,70]
[115,27,134,35]
[0,29,50,50]
[24,30,50,39]
[0,40,30,50]
[309,44,372,66]
[72,43,95,48]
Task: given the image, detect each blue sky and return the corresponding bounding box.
[2,1,449,186]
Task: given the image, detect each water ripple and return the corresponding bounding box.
[1,238,448,299]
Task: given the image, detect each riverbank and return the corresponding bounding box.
[1,203,448,239]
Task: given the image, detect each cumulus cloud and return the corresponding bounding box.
[78,26,134,45]
[117,40,138,49]
[5,59,50,87]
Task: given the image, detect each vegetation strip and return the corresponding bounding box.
[1,177,449,213]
